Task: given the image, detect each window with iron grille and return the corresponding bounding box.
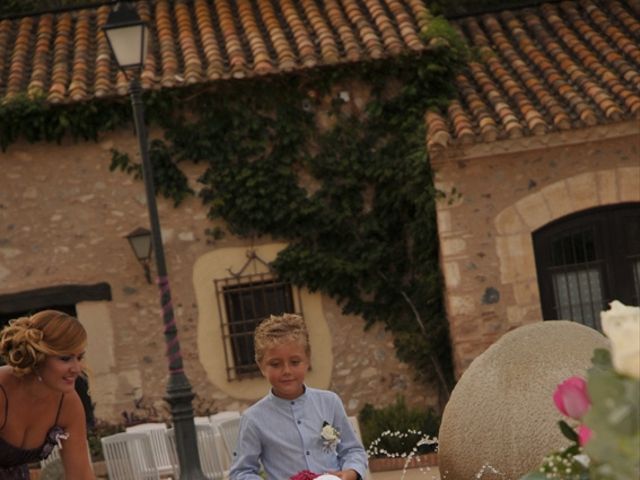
[215,272,299,381]
[534,203,640,330]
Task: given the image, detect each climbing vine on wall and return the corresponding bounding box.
[0,17,469,400]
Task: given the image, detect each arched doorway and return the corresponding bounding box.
[533,203,640,330]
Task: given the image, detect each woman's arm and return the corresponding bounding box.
[58,391,95,479]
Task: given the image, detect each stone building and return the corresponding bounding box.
[426,0,640,375]
[0,0,443,422]
[0,0,639,422]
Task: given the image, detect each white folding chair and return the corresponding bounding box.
[195,424,226,480]
[209,411,240,426]
[166,425,224,480]
[215,416,241,466]
[101,431,160,480]
[348,416,371,480]
[195,416,212,425]
[40,441,94,471]
[39,444,61,469]
[348,416,363,442]
[126,423,175,477]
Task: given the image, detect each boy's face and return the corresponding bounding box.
[259,339,309,400]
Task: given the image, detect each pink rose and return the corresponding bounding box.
[290,471,319,480]
[553,376,590,420]
[577,424,592,446]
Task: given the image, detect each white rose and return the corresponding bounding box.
[321,424,339,441]
[601,301,640,379]
[573,454,590,468]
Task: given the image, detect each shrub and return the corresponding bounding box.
[358,396,439,458]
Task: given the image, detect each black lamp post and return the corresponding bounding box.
[103,3,206,478]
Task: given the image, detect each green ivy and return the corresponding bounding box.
[0,94,131,151]
[0,17,469,400]
[109,140,193,207]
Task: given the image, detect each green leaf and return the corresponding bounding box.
[559,420,579,443]
[591,348,613,370]
[519,473,547,480]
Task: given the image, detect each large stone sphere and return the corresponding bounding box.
[438,320,609,479]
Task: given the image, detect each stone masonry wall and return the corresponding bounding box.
[431,124,640,377]
[0,127,437,422]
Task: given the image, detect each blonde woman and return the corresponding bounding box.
[0,310,94,479]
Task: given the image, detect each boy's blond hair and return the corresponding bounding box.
[254,313,310,364]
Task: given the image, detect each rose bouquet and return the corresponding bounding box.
[290,471,319,480]
[522,301,640,480]
[289,473,340,480]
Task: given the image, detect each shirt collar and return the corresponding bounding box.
[268,384,308,406]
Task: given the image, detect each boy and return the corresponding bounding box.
[229,313,368,480]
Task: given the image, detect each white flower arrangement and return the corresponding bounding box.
[320,421,341,452]
[600,300,640,379]
[521,301,640,480]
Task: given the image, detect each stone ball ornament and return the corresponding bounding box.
[438,320,610,479]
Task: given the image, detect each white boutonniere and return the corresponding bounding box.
[320,421,340,452]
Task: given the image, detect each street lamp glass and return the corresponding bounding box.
[125,227,152,263]
[103,4,149,70]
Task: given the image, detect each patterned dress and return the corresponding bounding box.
[0,385,65,480]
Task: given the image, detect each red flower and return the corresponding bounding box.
[577,424,593,446]
[290,470,320,480]
[553,376,590,420]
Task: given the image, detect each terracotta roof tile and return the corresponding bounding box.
[323,0,360,61]
[1,0,637,155]
[425,0,640,154]
[0,0,444,103]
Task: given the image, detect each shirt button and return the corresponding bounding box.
[306,451,310,455]
[291,401,295,405]
[297,420,301,424]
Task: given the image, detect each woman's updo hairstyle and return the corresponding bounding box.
[254,313,310,364]
[0,310,87,377]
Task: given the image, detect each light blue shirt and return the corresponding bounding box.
[229,386,368,480]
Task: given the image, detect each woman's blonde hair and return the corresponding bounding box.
[0,310,87,377]
[254,313,310,364]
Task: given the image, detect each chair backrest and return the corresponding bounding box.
[195,416,212,425]
[348,415,363,442]
[39,444,61,469]
[165,428,180,476]
[195,424,225,480]
[348,416,371,480]
[125,423,174,476]
[101,431,160,480]
[40,441,94,471]
[209,411,240,426]
[166,425,225,480]
[215,416,241,464]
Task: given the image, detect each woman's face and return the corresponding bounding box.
[39,350,85,393]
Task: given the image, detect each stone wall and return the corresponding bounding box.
[0,127,437,422]
[431,122,640,377]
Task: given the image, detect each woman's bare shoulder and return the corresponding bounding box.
[59,389,85,424]
[0,367,10,427]
[0,365,12,379]
[0,366,17,391]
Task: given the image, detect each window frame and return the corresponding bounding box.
[533,202,640,329]
[214,272,302,381]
